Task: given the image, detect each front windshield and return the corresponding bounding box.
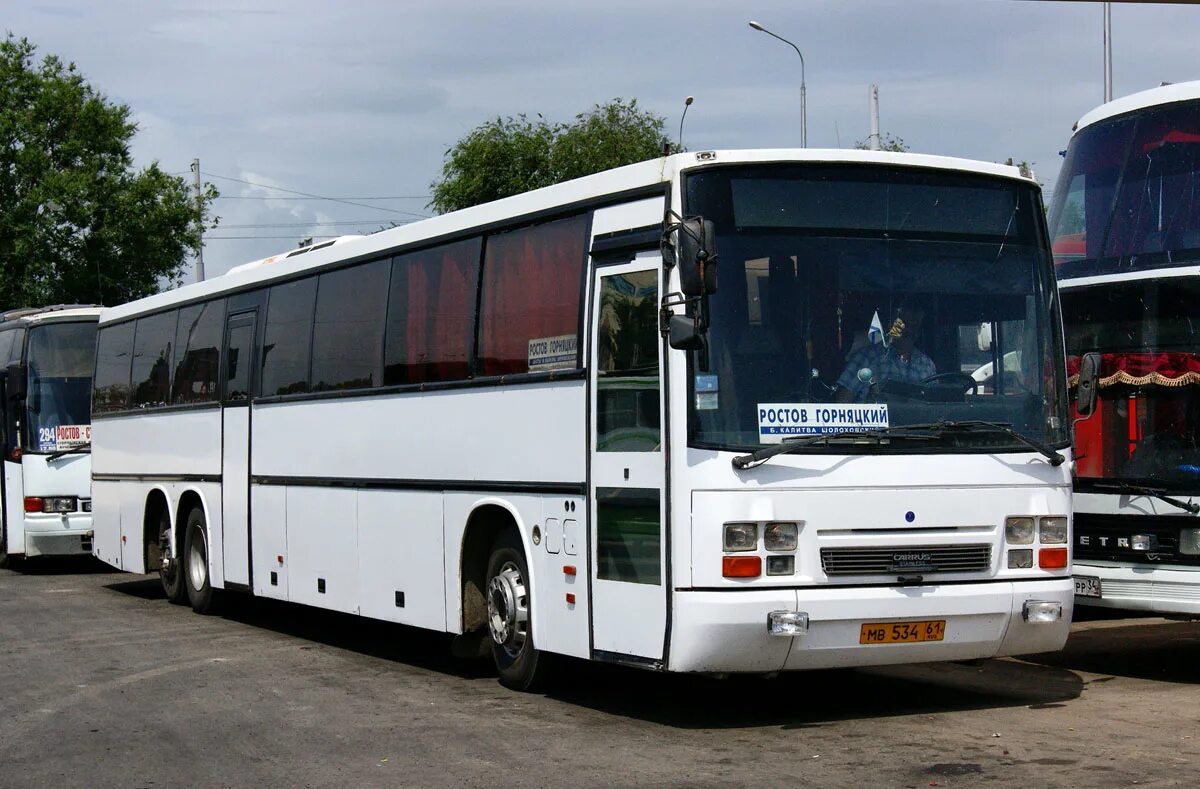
[684,164,1068,453]
[1062,279,1200,490]
[25,321,97,452]
[1049,98,1200,278]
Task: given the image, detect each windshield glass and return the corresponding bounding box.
[1063,279,1200,490]
[25,321,97,452]
[1049,98,1200,278]
[684,164,1068,453]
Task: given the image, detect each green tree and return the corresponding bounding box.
[854,133,909,153]
[430,98,676,214]
[0,35,217,308]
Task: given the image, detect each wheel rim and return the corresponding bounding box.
[487,561,528,658]
[187,525,208,592]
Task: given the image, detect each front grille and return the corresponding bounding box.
[820,544,992,576]
[1074,513,1197,566]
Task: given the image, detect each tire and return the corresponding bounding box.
[154,508,186,604]
[485,531,553,692]
[183,506,220,615]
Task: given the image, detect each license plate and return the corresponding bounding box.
[1074,575,1102,598]
[859,619,946,645]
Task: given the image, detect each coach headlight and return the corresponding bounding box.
[1005,516,1035,545]
[1181,528,1200,556]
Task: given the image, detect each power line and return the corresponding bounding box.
[201,171,431,219]
[219,219,415,229]
[207,235,346,240]
[214,195,429,201]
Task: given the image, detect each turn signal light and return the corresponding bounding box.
[23,496,43,513]
[722,555,762,578]
[1039,547,1068,569]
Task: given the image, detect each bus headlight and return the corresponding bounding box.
[1039,517,1068,544]
[1181,528,1200,556]
[1005,516,1035,545]
[764,522,798,551]
[723,522,758,552]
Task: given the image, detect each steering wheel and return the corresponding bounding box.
[920,372,979,395]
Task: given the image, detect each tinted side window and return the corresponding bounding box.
[131,311,177,408]
[384,238,481,385]
[5,328,25,366]
[311,260,389,391]
[173,300,224,404]
[478,214,587,376]
[261,278,317,396]
[93,322,134,413]
[0,330,15,367]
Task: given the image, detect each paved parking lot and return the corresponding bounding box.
[2,560,1198,788]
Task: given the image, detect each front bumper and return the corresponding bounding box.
[1074,562,1200,615]
[22,512,94,558]
[668,579,1073,673]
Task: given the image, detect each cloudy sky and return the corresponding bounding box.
[8,1,1200,279]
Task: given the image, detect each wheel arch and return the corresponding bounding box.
[141,486,174,571]
[458,499,531,633]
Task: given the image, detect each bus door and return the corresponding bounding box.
[220,310,257,587]
[1,372,22,559]
[588,256,667,662]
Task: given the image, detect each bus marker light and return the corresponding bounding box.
[766,555,795,575]
[277,555,283,564]
[1022,601,1062,623]
[23,496,43,512]
[1130,534,1157,552]
[1038,547,1068,569]
[723,555,761,578]
[1181,528,1200,556]
[768,611,808,636]
[566,593,576,604]
[563,565,576,576]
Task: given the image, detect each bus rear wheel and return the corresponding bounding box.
[156,509,186,604]
[485,533,553,691]
[183,506,219,615]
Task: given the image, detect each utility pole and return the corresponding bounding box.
[191,158,206,282]
[1103,2,1113,102]
[868,85,881,151]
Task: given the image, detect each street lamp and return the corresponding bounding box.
[749,20,807,148]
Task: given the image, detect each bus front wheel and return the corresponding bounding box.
[183,507,219,615]
[485,532,553,691]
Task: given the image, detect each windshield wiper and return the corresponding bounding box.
[925,420,1065,467]
[1090,482,1200,515]
[732,427,940,470]
[46,442,90,462]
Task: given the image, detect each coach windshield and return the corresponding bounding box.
[25,320,97,452]
[683,163,1068,454]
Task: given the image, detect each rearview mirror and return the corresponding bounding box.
[676,218,717,297]
[667,314,705,351]
[1075,352,1101,417]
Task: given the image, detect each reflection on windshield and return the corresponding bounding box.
[25,321,97,452]
[684,165,1067,452]
[1050,98,1200,277]
[1063,280,1200,489]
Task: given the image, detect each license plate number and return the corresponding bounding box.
[859,619,946,645]
[1074,575,1102,598]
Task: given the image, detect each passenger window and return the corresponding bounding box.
[596,269,660,452]
[596,487,661,585]
[0,331,15,367]
[93,322,135,413]
[260,278,317,396]
[478,214,587,376]
[173,300,224,404]
[384,238,481,385]
[312,260,389,391]
[131,311,177,408]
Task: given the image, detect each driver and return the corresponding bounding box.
[835,306,936,402]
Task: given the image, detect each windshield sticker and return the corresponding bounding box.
[695,374,719,411]
[528,334,577,371]
[37,424,91,452]
[757,403,889,443]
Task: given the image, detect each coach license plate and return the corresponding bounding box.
[1074,575,1102,598]
[859,619,946,645]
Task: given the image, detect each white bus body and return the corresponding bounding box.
[0,306,100,566]
[1051,82,1200,615]
[92,150,1073,688]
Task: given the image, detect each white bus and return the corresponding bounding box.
[0,305,100,567]
[1050,82,1200,614]
[92,149,1075,690]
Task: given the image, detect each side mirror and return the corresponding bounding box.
[676,218,718,297]
[1075,352,1101,417]
[5,363,25,402]
[667,314,705,351]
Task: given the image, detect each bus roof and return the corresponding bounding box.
[1074,80,1200,134]
[99,148,1032,326]
[0,305,102,328]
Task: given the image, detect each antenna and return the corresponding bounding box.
[679,96,694,151]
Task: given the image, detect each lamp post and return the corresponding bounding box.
[749,20,807,148]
